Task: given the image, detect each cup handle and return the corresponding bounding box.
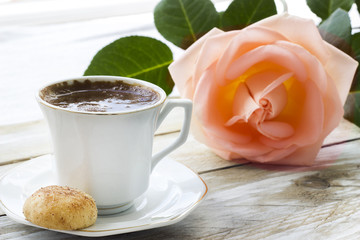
[151,99,192,171]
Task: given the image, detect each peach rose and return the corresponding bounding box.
[169,14,358,165]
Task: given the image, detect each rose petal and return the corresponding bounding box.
[246,71,291,119]
[258,74,344,166]
[269,140,324,166]
[212,139,275,160]
[253,13,329,64]
[288,79,324,145]
[260,72,292,99]
[226,82,259,126]
[226,44,307,84]
[192,31,240,89]
[215,26,287,84]
[254,14,358,105]
[275,40,327,93]
[168,28,224,98]
[193,65,253,145]
[260,79,324,149]
[324,42,359,105]
[321,74,344,138]
[249,145,298,163]
[257,121,295,139]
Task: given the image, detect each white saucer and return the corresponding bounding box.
[0,155,207,237]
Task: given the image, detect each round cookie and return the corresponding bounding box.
[23,185,97,230]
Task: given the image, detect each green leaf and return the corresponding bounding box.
[318,9,352,55]
[154,0,220,49]
[84,36,174,95]
[221,0,277,31]
[352,33,360,58]
[306,0,354,20]
[344,92,360,127]
[356,0,360,14]
[350,33,360,91]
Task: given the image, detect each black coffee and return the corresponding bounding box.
[41,80,160,112]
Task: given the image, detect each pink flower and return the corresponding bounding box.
[169,14,358,165]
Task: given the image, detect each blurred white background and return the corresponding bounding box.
[0,0,359,126]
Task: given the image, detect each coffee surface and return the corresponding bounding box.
[41,80,160,112]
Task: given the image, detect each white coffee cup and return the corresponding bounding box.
[36,76,192,215]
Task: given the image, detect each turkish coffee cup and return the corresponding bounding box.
[36,76,192,215]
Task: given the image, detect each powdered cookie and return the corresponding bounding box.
[23,185,97,230]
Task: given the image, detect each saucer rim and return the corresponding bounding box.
[0,155,208,237]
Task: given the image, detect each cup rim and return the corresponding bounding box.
[36,76,167,115]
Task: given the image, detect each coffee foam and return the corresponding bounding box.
[41,80,160,113]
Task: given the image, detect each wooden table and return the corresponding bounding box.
[2,110,360,239]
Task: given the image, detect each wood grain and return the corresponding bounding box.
[2,120,360,239]
[2,140,360,239]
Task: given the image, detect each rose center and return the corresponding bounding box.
[259,99,270,109]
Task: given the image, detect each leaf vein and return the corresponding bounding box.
[247,0,263,25]
[126,60,173,78]
[179,0,197,42]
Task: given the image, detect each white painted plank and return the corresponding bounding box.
[0,120,51,164]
